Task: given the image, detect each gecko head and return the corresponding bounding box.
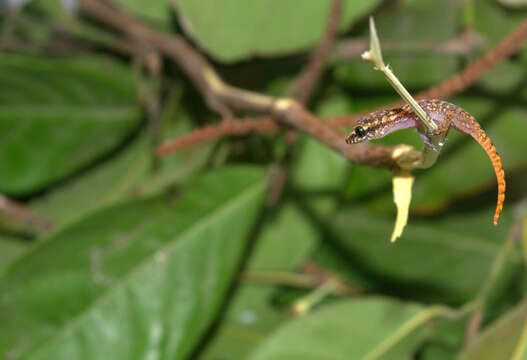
[345,125,371,144]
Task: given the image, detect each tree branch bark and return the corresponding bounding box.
[78,0,404,169]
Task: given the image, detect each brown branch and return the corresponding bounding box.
[0,194,54,233]
[267,166,289,205]
[272,99,398,167]
[79,0,404,169]
[464,309,483,347]
[157,102,399,168]
[241,269,361,296]
[289,0,343,104]
[415,19,527,99]
[78,0,274,115]
[156,117,280,156]
[275,0,343,203]
[335,28,485,60]
[78,0,527,170]
[154,18,527,156]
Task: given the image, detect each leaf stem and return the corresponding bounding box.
[362,17,438,133]
[291,279,341,316]
[241,270,361,296]
[511,316,527,360]
[473,239,515,310]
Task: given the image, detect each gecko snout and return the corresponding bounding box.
[345,126,367,144]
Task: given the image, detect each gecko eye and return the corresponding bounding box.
[354,126,367,138]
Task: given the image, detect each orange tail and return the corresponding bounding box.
[453,117,505,225]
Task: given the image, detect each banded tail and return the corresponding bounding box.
[452,115,505,225]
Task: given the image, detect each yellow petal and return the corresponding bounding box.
[391,172,414,242]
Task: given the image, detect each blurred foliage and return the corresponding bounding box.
[0,55,141,195]
[175,0,382,62]
[0,0,527,359]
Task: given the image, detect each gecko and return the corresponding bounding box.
[345,99,505,226]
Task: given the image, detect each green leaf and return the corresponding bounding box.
[291,136,349,216]
[292,137,348,192]
[0,166,268,359]
[460,300,527,360]
[0,55,141,195]
[473,0,527,43]
[291,95,352,197]
[249,297,436,360]
[0,236,27,272]
[30,109,211,229]
[175,0,382,62]
[329,205,520,304]
[114,0,172,29]
[416,316,468,360]
[30,136,150,228]
[199,203,318,359]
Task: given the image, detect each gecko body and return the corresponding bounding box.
[345,99,505,225]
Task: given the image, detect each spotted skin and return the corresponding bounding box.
[345,99,505,226]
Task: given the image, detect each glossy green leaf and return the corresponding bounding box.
[0,166,267,359]
[29,136,150,228]
[249,297,434,360]
[329,204,520,304]
[30,109,211,229]
[460,300,527,360]
[199,203,318,359]
[175,0,382,62]
[0,55,141,195]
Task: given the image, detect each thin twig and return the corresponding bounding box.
[133,46,163,170]
[156,117,280,156]
[362,17,437,132]
[464,310,483,347]
[289,0,342,105]
[78,0,274,115]
[276,0,343,203]
[267,166,289,205]
[241,270,360,296]
[79,0,406,169]
[0,195,54,233]
[335,29,485,60]
[361,16,445,170]
[416,18,527,99]
[291,279,341,316]
[272,99,401,168]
